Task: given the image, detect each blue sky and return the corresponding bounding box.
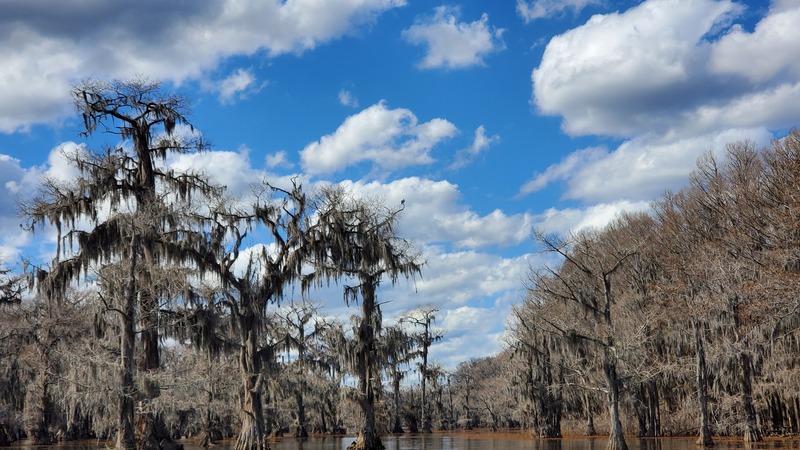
[1,0,798,369]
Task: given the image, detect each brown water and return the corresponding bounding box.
[8,436,800,450]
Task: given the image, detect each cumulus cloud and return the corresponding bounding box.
[402,6,505,69]
[337,177,533,249]
[0,144,88,262]
[449,125,500,170]
[535,200,652,235]
[519,146,606,195]
[532,0,747,137]
[516,0,601,22]
[522,128,773,204]
[710,4,800,83]
[0,155,38,261]
[433,305,508,367]
[0,0,406,132]
[167,147,263,198]
[524,0,800,224]
[299,101,457,175]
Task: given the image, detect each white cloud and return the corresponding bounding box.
[522,128,773,204]
[535,200,652,235]
[265,151,293,169]
[519,146,606,195]
[0,155,39,261]
[339,177,533,249]
[710,4,800,84]
[299,101,457,175]
[433,305,508,368]
[338,89,359,108]
[168,147,262,199]
[402,6,505,69]
[216,68,264,104]
[449,125,500,170]
[0,0,406,132]
[516,0,601,22]
[532,0,745,137]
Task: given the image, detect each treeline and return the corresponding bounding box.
[0,287,503,447]
[501,130,800,449]
[0,79,463,450]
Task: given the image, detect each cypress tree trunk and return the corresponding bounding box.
[584,392,597,436]
[391,366,404,434]
[117,243,138,450]
[347,280,383,450]
[694,321,714,447]
[646,381,660,437]
[605,354,627,450]
[294,391,308,438]
[741,352,762,443]
[235,318,267,450]
[603,275,626,450]
[421,347,431,433]
[26,366,52,445]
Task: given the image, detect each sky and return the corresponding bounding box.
[1,0,799,371]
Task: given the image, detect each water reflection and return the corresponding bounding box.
[638,438,662,450]
[8,436,800,450]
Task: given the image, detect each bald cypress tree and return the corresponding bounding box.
[308,186,423,450]
[22,79,221,450]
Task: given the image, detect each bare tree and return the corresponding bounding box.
[380,324,418,434]
[401,306,443,433]
[530,221,640,450]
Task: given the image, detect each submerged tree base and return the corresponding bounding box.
[137,413,183,450]
[743,427,762,443]
[347,432,384,450]
[606,434,628,450]
[198,428,223,448]
[696,434,714,447]
[294,425,308,438]
[235,424,269,450]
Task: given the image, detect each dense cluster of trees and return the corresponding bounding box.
[505,130,800,449]
[3,78,800,450]
[0,80,454,450]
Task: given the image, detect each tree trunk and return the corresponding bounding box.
[646,381,660,437]
[117,249,137,450]
[294,391,308,438]
[319,406,328,434]
[604,355,627,450]
[235,321,267,450]
[741,352,762,443]
[348,281,383,450]
[391,367,404,434]
[533,356,561,438]
[694,322,714,447]
[584,392,597,436]
[26,365,52,445]
[421,341,431,433]
[136,249,179,450]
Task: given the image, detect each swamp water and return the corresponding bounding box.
[9,436,800,450]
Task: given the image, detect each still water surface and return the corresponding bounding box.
[10,436,800,450]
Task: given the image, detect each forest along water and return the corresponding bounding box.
[7,436,800,450]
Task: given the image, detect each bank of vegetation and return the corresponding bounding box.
[1,79,800,450]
